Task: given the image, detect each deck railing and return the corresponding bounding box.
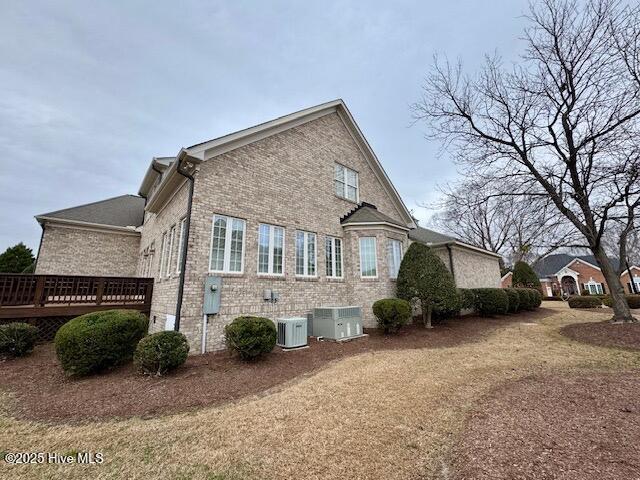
[0,274,154,309]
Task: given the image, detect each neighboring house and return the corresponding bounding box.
[500,271,512,289]
[35,195,145,276]
[34,99,501,352]
[527,253,640,297]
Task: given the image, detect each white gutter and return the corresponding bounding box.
[35,216,141,235]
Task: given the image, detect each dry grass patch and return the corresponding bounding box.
[1,306,639,480]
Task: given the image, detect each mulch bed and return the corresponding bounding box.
[561,321,640,351]
[453,372,640,480]
[0,309,550,423]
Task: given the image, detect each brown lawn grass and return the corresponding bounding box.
[1,304,639,480]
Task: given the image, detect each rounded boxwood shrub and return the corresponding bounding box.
[134,331,189,376]
[224,316,276,360]
[0,322,39,358]
[472,288,509,316]
[373,298,412,333]
[568,296,602,309]
[55,309,148,376]
[503,288,520,313]
[530,289,542,309]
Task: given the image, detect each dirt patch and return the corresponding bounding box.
[453,372,640,480]
[0,309,549,423]
[561,321,640,351]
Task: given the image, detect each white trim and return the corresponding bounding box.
[561,258,601,273]
[359,236,378,278]
[36,216,141,236]
[165,224,176,278]
[342,222,411,232]
[500,271,512,282]
[334,163,359,203]
[208,214,246,274]
[621,266,640,277]
[257,223,285,276]
[584,278,604,295]
[325,236,344,279]
[295,230,317,277]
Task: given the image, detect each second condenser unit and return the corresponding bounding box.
[312,306,363,341]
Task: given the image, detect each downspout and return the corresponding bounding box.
[174,150,195,332]
[446,243,456,282]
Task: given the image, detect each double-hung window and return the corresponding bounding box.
[387,239,403,279]
[209,215,246,273]
[585,281,603,295]
[258,223,285,275]
[325,237,343,278]
[164,225,175,278]
[295,230,316,276]
[359,237,377,278]
[176,217,187,273]
[334,164,358,202]
[159,232,167,277]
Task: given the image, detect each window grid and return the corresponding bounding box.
[258,224,285,275]
[325,237,343,278]
[165,225,175,278]
[359,237,377,278]
[296,230,317,277]
[334,164,359,202]
[176,217,187,273]
[387,239,403,279]
[159,232,167,277]
[209,215,246,273]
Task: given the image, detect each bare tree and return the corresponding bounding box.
[413,0,640,322]
[429,179,577,266]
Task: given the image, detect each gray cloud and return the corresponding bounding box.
[0,0,527,252]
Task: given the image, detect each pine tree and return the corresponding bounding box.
[0,243,35,273]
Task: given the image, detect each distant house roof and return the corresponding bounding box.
[408,226,456,245]
[36,195,146,228]
[534,253,620,277]
[340,202,408,229]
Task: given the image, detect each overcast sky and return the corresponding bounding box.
[0,0,529,253]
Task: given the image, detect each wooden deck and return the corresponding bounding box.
[0,274,154,320]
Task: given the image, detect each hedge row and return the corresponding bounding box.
[458,287,542,316]
[0,322,39,358]
[569,294,640,309]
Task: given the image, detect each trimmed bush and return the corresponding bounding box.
[512,261,541,290]
[55,309,148,376]
[134,331,189,375]
[472,288,509,316]
[0,322,39,358]
[543,296,563,301]
[396,243,460,328]
[515,288,534,310]
[503,288,520,313]
[568,296,602,309]
[224,316,276,360]
[603,294,640,309]
[458,289,476,310]
[530,289,542,308]
[373,298,412,333]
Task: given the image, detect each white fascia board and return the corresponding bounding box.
[341,222,411,232]
[36,216,141,236]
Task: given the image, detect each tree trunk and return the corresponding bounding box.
[592,245,637,323]
[421,301,433,329]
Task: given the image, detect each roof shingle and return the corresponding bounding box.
[37,195,145,228]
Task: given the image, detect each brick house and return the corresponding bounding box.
[34,99,501,352]
[500,253,640,297]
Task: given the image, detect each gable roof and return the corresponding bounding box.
[340,202,409,230]
[139,99,415,227]
[36,195,145,229]
[534,254,620,277]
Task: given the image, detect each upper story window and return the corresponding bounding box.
[258,223,285,275]
[159,232,167,277]
[295,230,317,277]
[209,214,246,273]
[387,239,403,279]
[359,237,377,278]
[334,164,359,202]
[325,236,343,278]
[164,225,176,278]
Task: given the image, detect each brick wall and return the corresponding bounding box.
[35,223,140,276]
[177,112,411,352]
